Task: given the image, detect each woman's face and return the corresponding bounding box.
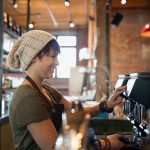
[33,48,59,79]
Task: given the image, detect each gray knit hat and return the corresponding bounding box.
[7,30,55,71]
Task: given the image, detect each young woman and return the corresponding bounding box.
[8,30,127,150]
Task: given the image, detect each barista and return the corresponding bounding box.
[8,30,128,150]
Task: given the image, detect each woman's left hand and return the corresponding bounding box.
[106,85,126,109]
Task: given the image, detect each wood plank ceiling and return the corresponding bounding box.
[4,0,150,31]
[4,0,90,30]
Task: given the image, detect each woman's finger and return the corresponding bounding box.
[113,88,126,96]
[115,85,126,92]
[111,90,125,99]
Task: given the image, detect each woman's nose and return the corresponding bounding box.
[55,57,59,66]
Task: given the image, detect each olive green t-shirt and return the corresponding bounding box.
[9,84,62,150]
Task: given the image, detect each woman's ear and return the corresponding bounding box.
[26,56,39,70]
[32,56,38,63]
[30,56,38,66]
[32,58,36,63]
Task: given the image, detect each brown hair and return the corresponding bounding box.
[37,39,60,59]
[27,39,60,69]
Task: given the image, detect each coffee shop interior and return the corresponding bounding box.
[0,0,150,149]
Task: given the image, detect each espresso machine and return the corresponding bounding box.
[115,72,150,149]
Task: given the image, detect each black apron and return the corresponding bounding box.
[25,75,64,132]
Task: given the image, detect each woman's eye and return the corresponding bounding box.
[51,55,56,58]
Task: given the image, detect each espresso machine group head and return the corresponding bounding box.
[115,72,150,149]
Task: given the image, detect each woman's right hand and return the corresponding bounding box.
[106,86,126,109]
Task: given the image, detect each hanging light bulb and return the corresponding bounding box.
[141,23,150,37]
[29,22,34,29]
[64,0,70,7]
[121,0,127,5]
[69,21,75,28]
[13,3,18,8]
[13,0,18,8]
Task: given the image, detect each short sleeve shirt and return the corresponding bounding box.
[9,84,62,150]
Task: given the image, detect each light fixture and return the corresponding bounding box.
[121,0,127,5]
[141,23,150,37]
[13,3,18,8]
[64,0,70,7]
[29,22,34,29]
[3,12,7,24]
[13,0,18,8]
[69,21,75,28]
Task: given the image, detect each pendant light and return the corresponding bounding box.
[141,23,150,37]
[64,0,70,7]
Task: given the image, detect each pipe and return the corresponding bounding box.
[26,0,30,31]
[0,0,4,116]
[105,0,111,97]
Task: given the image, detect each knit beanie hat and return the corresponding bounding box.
[7,30,55,71]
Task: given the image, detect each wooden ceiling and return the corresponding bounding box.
[4,0,150,31]
[112,0,150,8]
[4,0,90,30]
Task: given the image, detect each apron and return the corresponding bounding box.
[25,75,64,132]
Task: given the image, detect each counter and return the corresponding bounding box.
[0,96,133,150]
[0,99,14,150]
[0,112,9,124]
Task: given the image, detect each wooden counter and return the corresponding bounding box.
[0,109,15,150]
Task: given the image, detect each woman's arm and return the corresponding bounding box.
[60,86,126,116]
[27,119,57,150]
[60,96,100,116]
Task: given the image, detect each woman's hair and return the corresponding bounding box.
[27,39,60,69]
[36,39,60,59]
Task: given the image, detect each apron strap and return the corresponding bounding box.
[25,75,64,132]
[25,75,52,106]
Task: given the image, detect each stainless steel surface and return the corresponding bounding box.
[123,99,131,116]
[115,72,150,149]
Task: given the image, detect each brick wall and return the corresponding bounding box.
[110,9,150,86]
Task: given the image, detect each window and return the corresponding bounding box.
[55,36,77,78]
[3,32,16,52]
